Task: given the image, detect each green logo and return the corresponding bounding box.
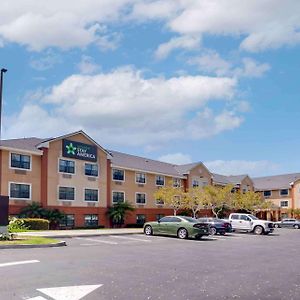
[66,143,77,155]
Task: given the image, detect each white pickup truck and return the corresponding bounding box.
[228,213,274,235]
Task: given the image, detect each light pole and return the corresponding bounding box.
[0,68,8,233]
[0,68,7,141]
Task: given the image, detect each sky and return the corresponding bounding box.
[1,0,300,177]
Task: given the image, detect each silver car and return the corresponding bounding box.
[274,218,300,229]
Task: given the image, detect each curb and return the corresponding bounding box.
[0,241,67,249]
[35,231,144,238]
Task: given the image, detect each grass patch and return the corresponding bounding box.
[0,236,59,245]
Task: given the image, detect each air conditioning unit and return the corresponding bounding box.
[62,174,72,179]
[62,201,72,206]
[14,169,27,175]
[115,181,122,185]
[88,177,96,181]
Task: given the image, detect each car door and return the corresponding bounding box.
[239,215,252,230]
[156,216,173,234]
[230,214,241,230]
[281,219,291,228]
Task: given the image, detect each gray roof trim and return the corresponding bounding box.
[0,145,42,155]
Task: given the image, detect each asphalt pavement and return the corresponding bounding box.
[1,228,300,300]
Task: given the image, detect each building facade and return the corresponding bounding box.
[1,130,298,227]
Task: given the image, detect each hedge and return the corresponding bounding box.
[21,218,50,230]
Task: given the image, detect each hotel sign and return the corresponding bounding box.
[62,139,97,162]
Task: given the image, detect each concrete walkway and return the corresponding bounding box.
[17,228,143,238]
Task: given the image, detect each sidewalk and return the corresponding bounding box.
[17,228,143,238]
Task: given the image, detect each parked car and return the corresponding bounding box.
[197,217,233,235]
[143,216,210,239]
[228,213,274,235]
[274,218,300,229]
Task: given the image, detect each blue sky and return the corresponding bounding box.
[1,0,300,177]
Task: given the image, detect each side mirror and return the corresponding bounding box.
[158,220,161,223]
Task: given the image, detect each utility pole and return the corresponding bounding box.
[0,68,7,141]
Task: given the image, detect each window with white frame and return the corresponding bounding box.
[136,172,146,184]
[113,169,124,181]
[59,159,75,174]
[112,191,125,203]
[192,180,199,187]
[11,153,31,170]
[173,178,181,187]
[85,163,98,177]
[156,198,164,205]
[136,193,146,204]
[280,189,289,196]
[84,214,98,226]
[280,200,288,207]
[10,183,30,199]
[60,214,75,228]
[84,189,98,202]
[59,186,75,201]
[156,175,165,186]
[263,190,272,197]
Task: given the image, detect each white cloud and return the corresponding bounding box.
[158,153,192,165]
[30,50,62,71]
[189,51,270,78]
[77,55,100,75]
[155,35,201,60]
[205,160,280,177]
[0,0,133,51]
[3,67,245,147]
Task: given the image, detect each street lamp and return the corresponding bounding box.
[0,68,7,141]
[0,68,8,234]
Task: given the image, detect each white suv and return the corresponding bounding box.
[229,213,274,235]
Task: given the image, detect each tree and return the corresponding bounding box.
[154,185,184,216]
[232,191,266,213]
[43,209,65,229]
[288,208,300,218]
[106,201,135,227]
[182,187,206,218]
[203,185,234,218]
[19,202,45,218]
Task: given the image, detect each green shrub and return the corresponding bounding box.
[0,233,16,241]
[8,217,29,232]
[22,218,50,230]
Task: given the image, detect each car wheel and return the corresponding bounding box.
[210,227,217,235]
[144,225,153,236]
[219,231,226,236]
[253,225,264,235]
[274,224,279,228]
[177,228,188,239]
[294,224,300,229]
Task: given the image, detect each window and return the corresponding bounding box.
[59,159,75,174]
[136,214,146,225]
[173,178,181,187]
[136,193,146,204]
[85,163,98,176]
[84,214,98,227]
[59,187,75,201]
[11,153,30,170]
[156,175,165,186]
[136,172,146,184]
[156,198,164,205]
[112,191,125,203]
[160,216,181,223]
[60,214,75,228]
[10,183,30,199]
[280,189,289,196]
[280,201,288,207]
[113,169,124,181]
[156,214,165,221]
[231,214,239,220]
[192,180,199,188]
[263,190,272,197]
[240,215,251,221]
[84,189,98,202]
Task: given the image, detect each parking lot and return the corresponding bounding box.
[1,229,300,299]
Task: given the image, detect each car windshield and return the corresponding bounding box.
[248,215,259,220]
[179,216,198,223]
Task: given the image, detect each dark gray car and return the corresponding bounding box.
[197,217,233,235]
[274,218,300,229]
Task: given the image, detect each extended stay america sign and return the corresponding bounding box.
[62,139,97,162]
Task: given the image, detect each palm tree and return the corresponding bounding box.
[106,201,135,227]
[18,202,45,218]
[43,209,65,229]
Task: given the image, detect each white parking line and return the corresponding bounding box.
[0,260,40,268]
[75,237,118,245]
[109,235,152,242]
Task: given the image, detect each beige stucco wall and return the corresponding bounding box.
[293,181,300,209]
[240,177,254,192]
[259,189,292,208]
[188,164,212,189]
[111,169,183,209]
[47,134,108,208]
[0,149,41,204]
